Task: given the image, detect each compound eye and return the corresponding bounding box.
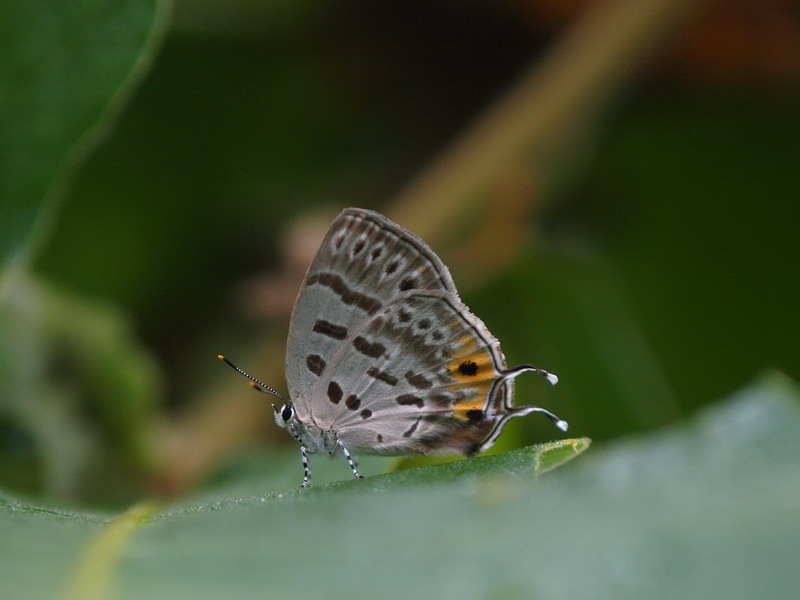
[281,405,294,422]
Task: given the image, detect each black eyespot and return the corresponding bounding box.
[466,409,484,422]
[458,360,479,376]
[281,405,294,422]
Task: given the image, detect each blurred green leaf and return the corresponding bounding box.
[0,494,107,600]
[0,269,161,501]
[583,90,800,412]
[481,250,682,443]
[0,0,167,266]
[3,375,800,599]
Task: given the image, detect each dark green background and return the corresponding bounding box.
[2,1,800,598]
[3,0,799,501]
[54,16,800,413]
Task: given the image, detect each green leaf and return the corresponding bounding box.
[0,0,167,266]
[3,375,800,599]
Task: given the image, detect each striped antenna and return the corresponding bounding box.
[217,355,288,404]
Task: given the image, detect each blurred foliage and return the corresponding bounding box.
[1,0,800,596]
[0,268,160,502]
[0,0,166,503]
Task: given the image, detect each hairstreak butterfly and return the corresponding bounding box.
[220,208,566,487]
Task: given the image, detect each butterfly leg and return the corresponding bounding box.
[337,439,364,480]
[300,445,312,488]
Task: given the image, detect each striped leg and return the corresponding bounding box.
[299,445,311,488]
[337,440,364,480]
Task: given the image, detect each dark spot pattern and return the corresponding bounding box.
[377,434,384,443]
[345,395,361,410]
[352,336,386,358]
[386,261,399,274]
[306,354,326,376]
[327,381,343,404]
[367,367,398,386]
[458,360,479,376]
[353,239,365,255]
[333,233,345,249]
[430,391,458,406]
[406,372,432,389]
[371,247,383,260]
[398,308,412,323]
[360,409,372,419]
[417,318,431,330]
[313,319,348,340]
[431,330,444,341]
[466,409,484,422]
[308,272,382,315]
[396,394,424,408]
[399,277,415,291]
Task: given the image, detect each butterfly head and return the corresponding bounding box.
[272,402,337,455]
[273,403,295,429]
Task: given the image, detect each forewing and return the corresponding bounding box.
[285,208,458,421]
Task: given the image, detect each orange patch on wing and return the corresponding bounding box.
[451,402,486,419]
[445,380,494,419]
[445,344,504,418]
[447,348,498,384]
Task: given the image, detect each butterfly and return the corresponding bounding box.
[220,208,566,487]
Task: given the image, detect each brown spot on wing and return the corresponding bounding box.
[306,354,326,376]
[313,319,348,340]
[327,381,343,404]
[345,394,361,410]
[352,336,386,358]
[396,394,424,408]
[367,367,398,386]
[307,272,382,315]
[405,372,432,389]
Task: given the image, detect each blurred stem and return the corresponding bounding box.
[388,0,705,240]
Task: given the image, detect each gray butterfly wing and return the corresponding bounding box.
[285,208,458,425]
[315,291,524,457]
